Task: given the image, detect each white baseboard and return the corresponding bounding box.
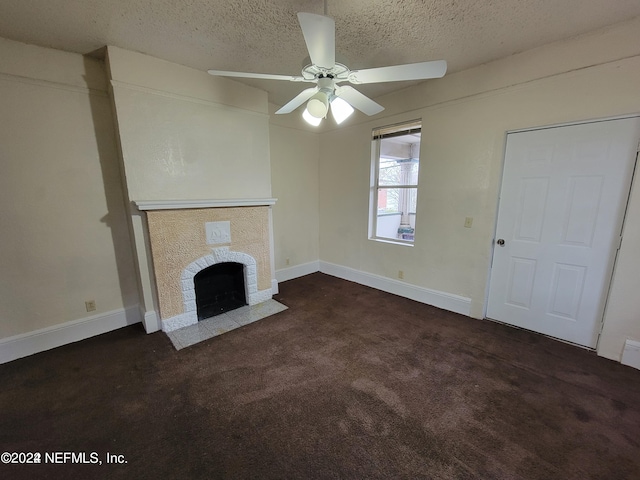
[141,308,161,333]
[0,306,142,365]
[319,261,472,316]
[276,261,321,283]
[621,339,640,370]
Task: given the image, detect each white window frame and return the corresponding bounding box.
[369,119,422,246]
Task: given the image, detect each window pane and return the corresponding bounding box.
[375,187,417,242]
[377,133,420,186]
[378,158,419,186]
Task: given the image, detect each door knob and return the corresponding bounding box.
[497,239,505,246]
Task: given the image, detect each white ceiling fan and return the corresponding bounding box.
[207,6,447,126]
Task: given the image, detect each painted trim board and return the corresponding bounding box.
[134,198,277,211]
[0,306,141,365]
[276,260,471,316]
[275,261,321,283]
[319,261,472,316]
[621,339,640,370]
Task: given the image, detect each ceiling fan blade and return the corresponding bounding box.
[207,69,307,82]
[297,12,335,69]
[334,86,384,116]
[348,60,447,84]
[275,87,319,114]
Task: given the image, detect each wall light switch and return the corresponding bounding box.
[464,217,473,228]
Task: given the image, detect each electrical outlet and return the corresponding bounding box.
[398,270,404,280]
[464,217,473,228]
[286,258,290,266]
[85,300,96,312]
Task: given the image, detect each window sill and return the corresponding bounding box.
[368,236,415,247]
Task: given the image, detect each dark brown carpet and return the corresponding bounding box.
[1,273,639,479]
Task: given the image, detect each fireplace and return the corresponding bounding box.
[194,262,247,320]
[134,199,278,333]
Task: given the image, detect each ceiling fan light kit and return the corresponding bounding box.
[208,8,447,127]
[329,96,354,125]
[302,108,322,126]
[307,91,329,118]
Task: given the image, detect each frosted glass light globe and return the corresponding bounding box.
[307,93,328,118]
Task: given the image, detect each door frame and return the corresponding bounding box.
[482,113,640,349]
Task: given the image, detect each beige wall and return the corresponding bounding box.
[107,47,272,202]
[318,17,640,361]
[269,110,320,271]
[600,168,640,360]
[0,39,138,339]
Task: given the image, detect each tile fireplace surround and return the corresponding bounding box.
[135,199,277,332]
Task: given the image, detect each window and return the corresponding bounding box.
[369,120,421,244]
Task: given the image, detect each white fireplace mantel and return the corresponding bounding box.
[134,198,277,211]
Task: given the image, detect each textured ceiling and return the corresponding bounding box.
[1,0,640,107]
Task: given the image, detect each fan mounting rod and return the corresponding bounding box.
[316,76,335,94]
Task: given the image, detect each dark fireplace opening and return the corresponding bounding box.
[194,262,247,320]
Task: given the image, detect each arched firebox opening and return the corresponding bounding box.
[194,262,247,320]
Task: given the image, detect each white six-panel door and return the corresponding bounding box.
[487,117,639,348]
